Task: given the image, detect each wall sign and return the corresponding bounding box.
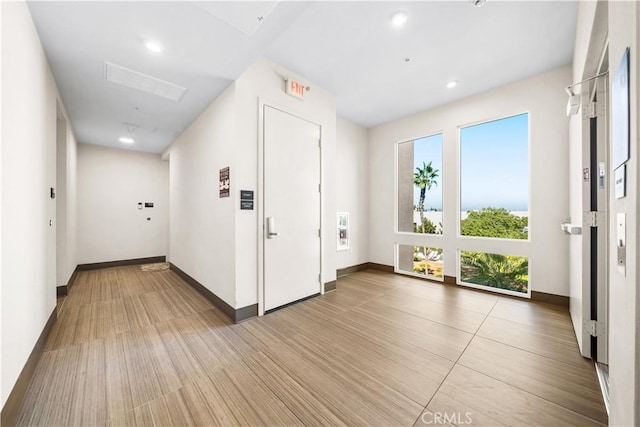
[240,189,254,210]
[219,167,230,198]
[285,78,306,101]
[614,165,626,199]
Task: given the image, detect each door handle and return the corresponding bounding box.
[266,217,279,239]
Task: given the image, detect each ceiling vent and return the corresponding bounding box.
[105,62,187,102]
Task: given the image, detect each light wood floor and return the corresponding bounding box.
[15,267,607,426]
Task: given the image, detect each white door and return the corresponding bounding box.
[263,105,321,312]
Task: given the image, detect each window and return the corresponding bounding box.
[460,251,529,294]
[397,134,443,234]
[460,114,529,239]
[397,245,443,280]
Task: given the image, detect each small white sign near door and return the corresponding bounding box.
[614,164,626,199]
[337,212,349,250]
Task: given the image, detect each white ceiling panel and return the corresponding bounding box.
[27,1,578,153]
[266,1,578,127]
[27,1,310,153]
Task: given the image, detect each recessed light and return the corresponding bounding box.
[446,80,458,89]
[390,11,408,28]
[144,40,164,54]
[119,136,135,144]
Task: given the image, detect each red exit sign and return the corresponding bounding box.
[285,78,305,100]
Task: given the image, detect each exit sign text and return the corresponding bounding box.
[285,79,305,100]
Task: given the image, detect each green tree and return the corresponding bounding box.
[413,217,439,234]
[460,207,528,239]
[461,251,528,293]
[413,161,439,233]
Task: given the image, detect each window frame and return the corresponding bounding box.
[394,244,445,282]
[394,131,445,236]
[456,112,532,242]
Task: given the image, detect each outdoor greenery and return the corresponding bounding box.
[460,251,528,293]
[412,246,443,278]
[409,168,528,292]
[460,207,528,239]
[413,217,438,234]
[413,161,439,234]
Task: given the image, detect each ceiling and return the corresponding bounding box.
[28,1,578,154]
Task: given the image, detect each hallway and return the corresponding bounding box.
[15,267,607,426]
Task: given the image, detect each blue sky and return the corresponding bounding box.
[412,113,528,212]
[460,113,528,211]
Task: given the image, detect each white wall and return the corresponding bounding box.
[607,2,639,424]
[165,58,337,310]
[0,1,73,407]
[336,116,369,269]
[233,58,337,308]
[167,83,238,307]
[368,66,571,296]
[77,144,168,264]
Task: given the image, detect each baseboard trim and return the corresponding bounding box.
[403,272,569,308]
[324,280,337,292]
[77,256,166,271]
[56,266,79,297]
[56,285,67,297]
[364,262,394,273]
[443,275,456,285]
[168,263,257,323]
[235,304,259,323]
[1,306,57,426]
[337,263,370,278]
[531,290,570,308]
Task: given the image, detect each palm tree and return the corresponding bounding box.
[413,161,439,233]
[461,252,529,292]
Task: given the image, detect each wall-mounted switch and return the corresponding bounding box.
[138,202,143,210]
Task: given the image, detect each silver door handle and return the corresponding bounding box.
[267,217,279,239]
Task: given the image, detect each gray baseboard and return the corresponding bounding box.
[336,262,394,280]
[169,263,257,323]
[77,256,166,271]
[56,266,79,297]
[337,263,370,278]
[444,275,456,285]
[365,262,395,273]
[418,274,568,308]
[324,280,337,291]
[531,290,569,308]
